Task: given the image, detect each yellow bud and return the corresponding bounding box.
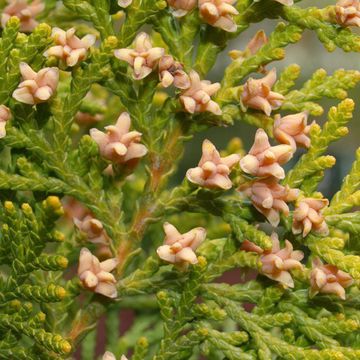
[36,23,52,36]
[56,287,67,299]
[282,313,293,322]
[198,303,209,313]
[293,32,302,42]
[288,64,301,74]
[329,237,345,249]
[157,0,167,10]
[45,196,64,216]
[71,122,80,134]
[346,319,359,330]
[312,106,324,116]
[153,91,168,106]
[214,308,226,319]
[157,291,168,300]
[137,337,148,347]
[4,201,15,212]
[197,327,209,337]
[106,36,118,48]
[15,33,27,47]
[61,340,72,354]
[277,22,286,31]
[310,122,321,135]
[335,313,345,320]
[337,126,349,137]
[228,50,243,60]
[53,231,65,242]
[21,203,33,215]
[326,155,336,166]
[10,48,20,59]
[45,55,59,67]
[112,11,125,21]
[24,302,33,312]
[197,256,207,268]
[8,16,20,27]
[46,196,61,209]
[273,48,285,60]
[341,98,355,111]
[58,256,69,269]
[315,68,327,78]
[330,229,348,241]
[37,312,46,322]
[10,300,21,310]
[221,223,232,233]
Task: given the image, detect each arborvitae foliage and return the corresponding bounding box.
[0,0,360,359]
